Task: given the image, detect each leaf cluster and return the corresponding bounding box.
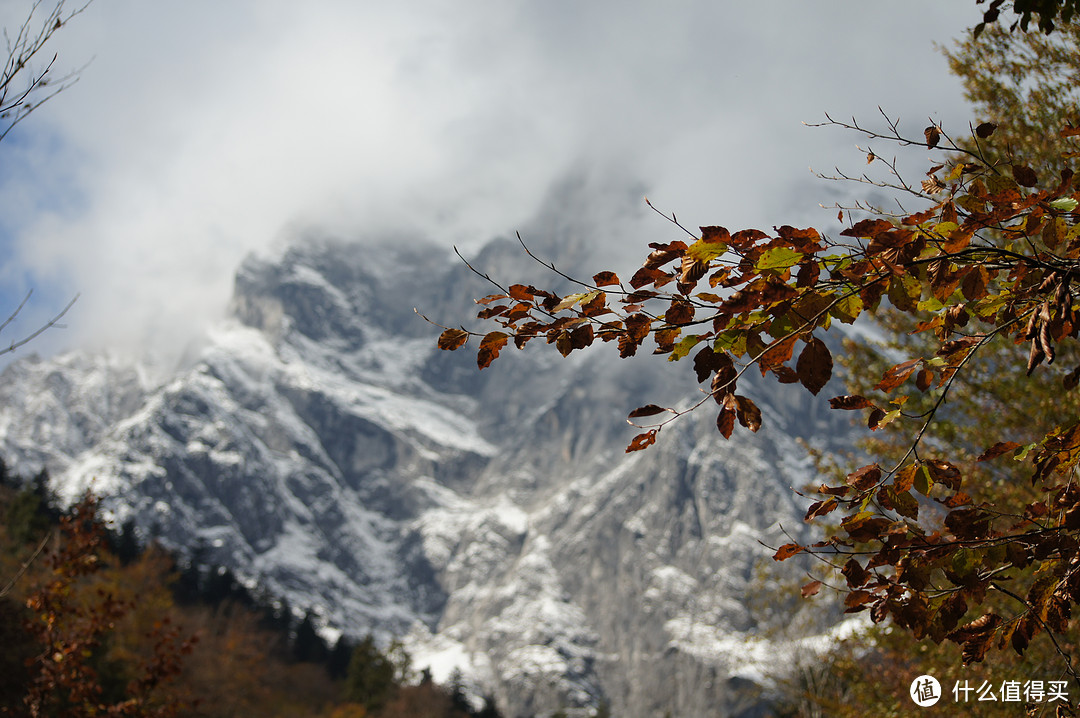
[435,114,1080,677]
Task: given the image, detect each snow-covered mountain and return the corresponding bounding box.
[0,215,854,717]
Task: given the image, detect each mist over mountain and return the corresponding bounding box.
[0,195,855,716]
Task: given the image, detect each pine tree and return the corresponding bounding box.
[343,635,396,713]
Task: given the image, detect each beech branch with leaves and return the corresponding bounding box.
[431,116,1080,675]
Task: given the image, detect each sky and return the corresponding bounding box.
[0,1,980,366]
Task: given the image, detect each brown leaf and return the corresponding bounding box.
[716,407,736,439]
[693,346,727,384]
[437,328,469,351]
[678,258,709,291]
[730,228,769,248]
[1065,365,1080,390]
[940,491,972,508]
[915,368,933,391]
[508,284,535,301]
[922,177,946,194]
[1012,164,1038,187]
[1011,615,1034,656]
[569,324,594,350]
[628,404,667,419]
[844,590,874,613]
[664,299,694,326]
[829,395,875,411]
[976,442,1021,462]
[555,330,572,357]
[711,362,738,400]
[772,543,804,561]
[841,513,892,542]
[735,395,762,432]
[801,580,823,597]
[795,336,832,396]
[805,497,839,522]
[842,558,869,588]
[643,241,686,269]
[592,271,620,287]
[626,429,658,453]
[700,226,731,244]
[772,365,800,384]
[925,459,962,489]
[961,265,989,301]
[875,358,921,393]
[759,335,797,373]
[477,331,509,369]
[975,122,997,138]
[629,267,669,289]
[840,219,894,238]
[924,125,941,149]
[1027,341,1046,376]
[937,337,979,357]
[846,464,882,492]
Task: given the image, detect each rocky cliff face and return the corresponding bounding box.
[0,227,851,717]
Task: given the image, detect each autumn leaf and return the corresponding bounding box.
[844,590,874,612]
[846,464,882,492]
[805,497,839,522]
[693,346,727,383]
[628,404,667,419]
[829,395,875,410]
[924,125,941,149]
[437,328,469,351]
[626,429,658,453]
[592,271,620,287]
[476,331,508,369]
[773,543,804,561]
[716,407,736,439]
[875,358,921,393]
[842,558,869,588]
[976,441,1021,461]
[735,395,762,432]
[508,284,535,301]
[795,336,832,395]
[1012,164,1038,187]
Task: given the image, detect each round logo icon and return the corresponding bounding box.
[910,674,942,707]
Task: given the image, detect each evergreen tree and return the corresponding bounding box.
[343,634,396,713]
[109,518,141,566]
[292,609,329,664]
[327,636,354,681]
[6,484,51,544]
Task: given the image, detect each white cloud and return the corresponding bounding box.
[0,0,976,362]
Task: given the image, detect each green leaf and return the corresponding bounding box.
[832,294,864,324]
[669,334,703,361]
[756,247,803,272]
[917,296,944,312]
[914,465,933,496]
[1050,197,1079,212]
[686,239,727,262]
[870,407,902,430]
[713,332,747,357]
[551,290,600,313]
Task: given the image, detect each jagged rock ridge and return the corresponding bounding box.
[0,227,851,717]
